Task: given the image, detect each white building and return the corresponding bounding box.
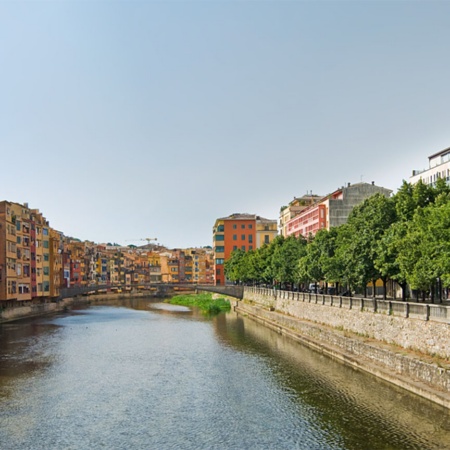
[410,147,450,186]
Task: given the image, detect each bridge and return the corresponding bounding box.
[194,284,244,299]
[59,283,244,300]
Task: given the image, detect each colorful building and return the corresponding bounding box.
[285,182,392,239]
[0,201,61,306]
[212,213,278,285]
[279,194,322,237]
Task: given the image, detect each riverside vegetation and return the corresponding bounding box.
[167,293,231,315]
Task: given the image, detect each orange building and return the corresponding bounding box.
[212,213,277,285]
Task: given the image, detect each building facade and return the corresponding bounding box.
[410,146,450,186]
[212,213,278,285]
[286,182,392,239]
[0,201,60,306]
[279,194,322,237]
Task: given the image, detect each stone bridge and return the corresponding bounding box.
[59,283,244,299]
[195,284,244,299]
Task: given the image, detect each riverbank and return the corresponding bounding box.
[0,291,162,323]
[234,297,450,409]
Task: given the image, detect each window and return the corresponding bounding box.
[215,258,224,265]
[18,284,30,294]
[233,234,237,240]
[241,224,245,229]
[215,235,224,241]
[233,224,237,229]
[241,245,246,251]
[215,246,224,253]
[216,269,221,275]
[248,235,253,243]
[241,234,245,240]
[233,246,237,250]
[43,228,49,236]
[264,235,270,244]
[249,245,253,250]
[43,267,49,275]
[43,240,49,248]
[248,224,253,229]
[44,253,49,261]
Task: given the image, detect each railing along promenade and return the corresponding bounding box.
[244,287,450,325]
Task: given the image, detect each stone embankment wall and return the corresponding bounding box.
[239,287,450,408]
[244,287,450,359]
[0,291,159,323]
[1,298,78,322]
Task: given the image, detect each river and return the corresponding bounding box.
[0,297,449,449]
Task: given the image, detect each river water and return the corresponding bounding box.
[0,298,449,450]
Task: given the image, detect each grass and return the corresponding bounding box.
[166,293,231,315]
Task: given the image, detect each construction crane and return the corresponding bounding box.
[125,238,158,245]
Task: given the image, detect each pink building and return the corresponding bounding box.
[285,182,392,239]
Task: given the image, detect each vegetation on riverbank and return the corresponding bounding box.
[167,293,231,315]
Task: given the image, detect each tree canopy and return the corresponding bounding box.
[224,181,450,301]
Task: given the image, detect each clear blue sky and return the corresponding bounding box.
[1,0,450,248]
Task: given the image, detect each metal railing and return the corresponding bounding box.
[244,287,450,324]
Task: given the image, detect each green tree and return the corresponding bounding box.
[340,194,397,297]
[271,235,306,289]
[224,249,245,283]
[399,200,450,302]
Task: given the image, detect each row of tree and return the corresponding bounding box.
[224,179,450,301]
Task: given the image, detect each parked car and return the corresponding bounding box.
[308,283,323,294]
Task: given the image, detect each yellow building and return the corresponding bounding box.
[49,229,62,298]
[32,209,47,299]
[0,201,20,304]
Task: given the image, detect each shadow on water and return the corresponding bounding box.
[1,297,449,449]
[213,311,450,450]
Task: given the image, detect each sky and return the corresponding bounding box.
[1,0,450,249]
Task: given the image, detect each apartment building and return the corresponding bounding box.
[285,182,392,239]
[49,228,62,298]
[147,250,162,283]
[279,194,322,237]
[185,247,214,285]
[65,239,85,287]
[212,213,278,285]
[410,146,450,186]
[0,201,60,305]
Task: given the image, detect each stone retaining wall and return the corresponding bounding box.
[0,291,158,323]
[244,287,450,360]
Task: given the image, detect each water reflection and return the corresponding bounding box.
[214,312,450,449]
[0,298,448,450]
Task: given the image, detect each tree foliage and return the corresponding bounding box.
[224,181,450,301]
